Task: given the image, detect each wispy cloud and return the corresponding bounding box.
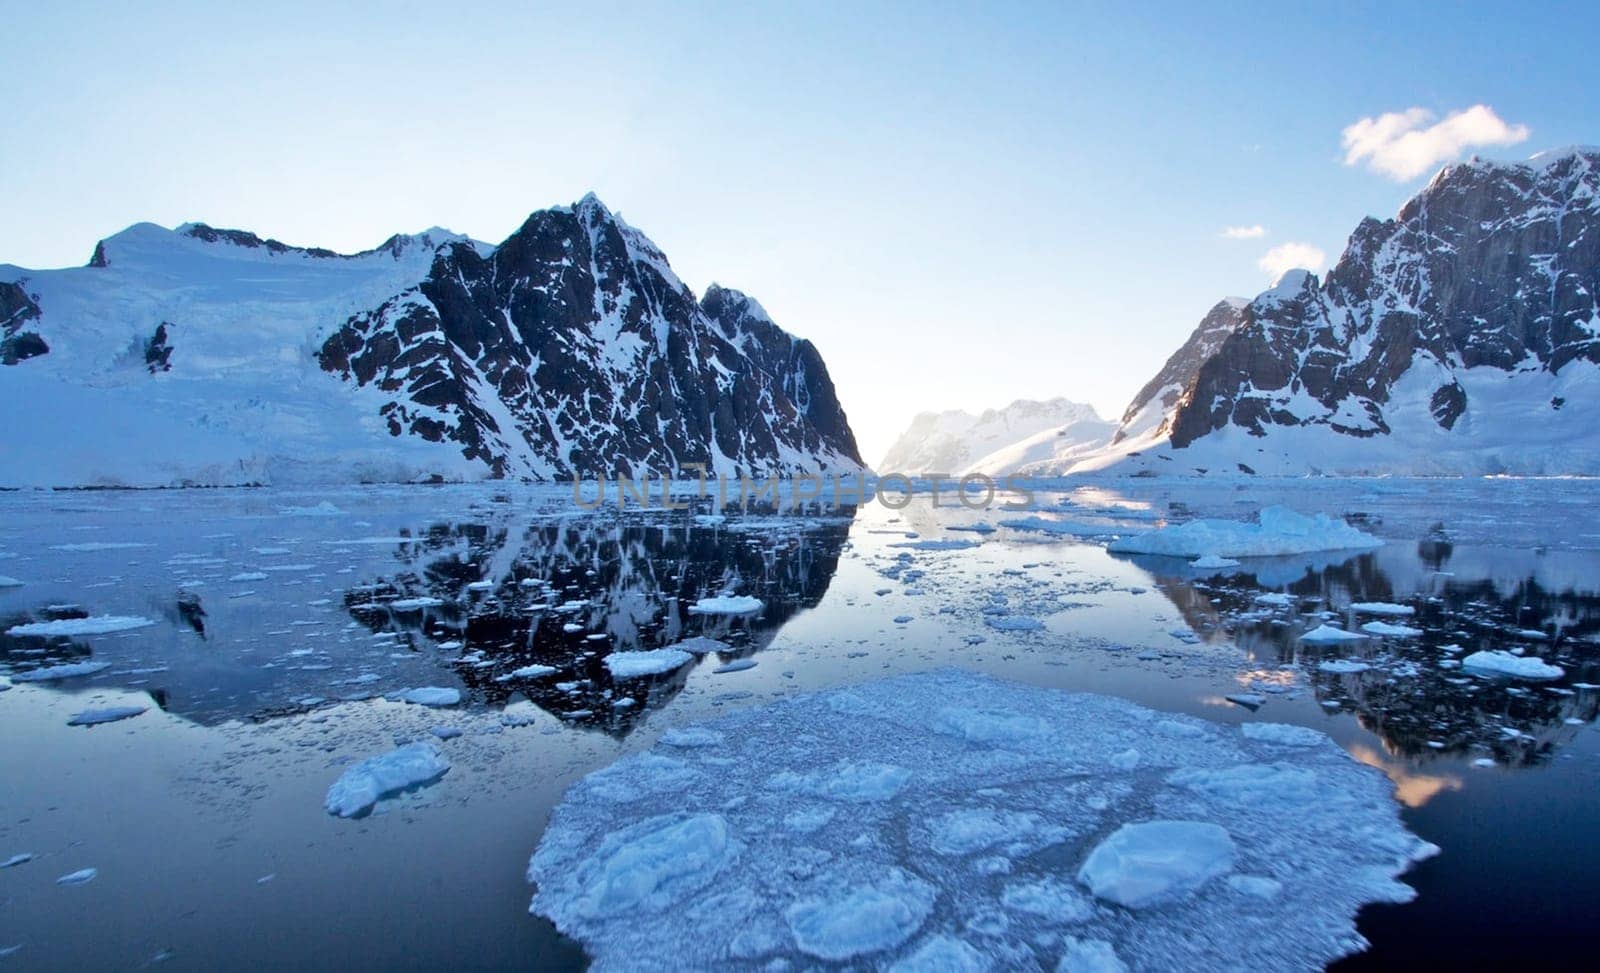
[1258,241,1326,278]
[1341,105,1530,181]
[1220,224,1266,239]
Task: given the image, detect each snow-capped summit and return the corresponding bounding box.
[1076,146,1600,476]
[0,198,863,486]
[879,398,1114,476]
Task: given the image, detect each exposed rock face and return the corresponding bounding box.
[1114,298,1248,443]
[1163,149,1600,448]
[318,195,863,479]
[0,281,47,365]
[144,322,174,373]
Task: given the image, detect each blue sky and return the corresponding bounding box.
[3,1,1595,461]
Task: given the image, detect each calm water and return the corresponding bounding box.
[2,480,1598,970]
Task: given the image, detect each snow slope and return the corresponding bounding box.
[878,398,1114,476]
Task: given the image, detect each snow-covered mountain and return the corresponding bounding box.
[1076,146,1600,476]
[878,398,1114,476]
[0,196,863,487]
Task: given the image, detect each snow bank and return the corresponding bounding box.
[1108,507,1382,559]
[324,742,451,817]
[1461,651,1564,680]
[5,615,156,637]
[528,670,1434,971]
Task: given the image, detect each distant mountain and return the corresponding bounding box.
[0,195,862,487]
[1076,146,1600,476]
[879,398,1114,476]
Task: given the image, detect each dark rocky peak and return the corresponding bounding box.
[0,281,47,365]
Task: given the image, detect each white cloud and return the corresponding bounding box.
[1257,241,1326,278]
[1341,104,1530,181]
[1221,224,1266,239]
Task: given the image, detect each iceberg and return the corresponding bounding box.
[1107,507,1382,559]
[528,670,1435,971]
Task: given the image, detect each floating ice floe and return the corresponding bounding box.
[1107,507,1382,559]
[56,868,98,886]
[496,664,558,681]
[997,516,1118,538]
[672,637,732,655]
[687,595,764,615]
[387,596,446,610]
[1349,602,1415,617]
[67,705,148,726]
[1361,621,1423,638]
[0,575,22,587]
[1190,554,1242,569]
[604,649,692,679]
[324,742,451,817]
[5,615,156,637]
[10,661,112,682]
[1299,624,1368,644]
[1461,651,1564,680]
[528,669,1435,971]
[1,853,33,869]
[986,616,1046,632]
[887,539,982,551]
[395,687,461,707]
[1318,660,1372,674]
[229,572,268,582]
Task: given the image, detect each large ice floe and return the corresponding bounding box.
[528,670,1435,971]
[1107,506,1382,559]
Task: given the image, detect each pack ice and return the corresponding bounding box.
[1107,506,1382,559]
[528,670,1435,971]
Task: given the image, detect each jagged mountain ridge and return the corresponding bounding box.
[0,196,862,487]
[1079,147,1600,475]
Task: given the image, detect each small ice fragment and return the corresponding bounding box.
[56,867,99,886]
[6,615,155,637]
[1300,624,1368,644]
[1461,651,1563,680]
[1077,821,1236,909]
[687,595,764,615]
[396,687,461,707]
[67,705,148,726]
[324,742,450,817]
[605,649,692,679]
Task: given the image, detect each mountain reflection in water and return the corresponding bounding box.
[340,508,856,733]
[1116,537,1600,768]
